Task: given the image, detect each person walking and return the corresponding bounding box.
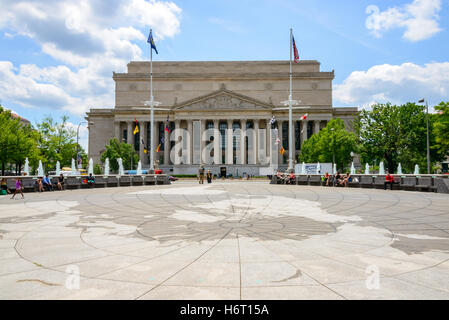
[198,166,205,184]
[11,178,24,199]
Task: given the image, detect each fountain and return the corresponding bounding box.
[104,158,110,177]
[414,165,420,175]
[333,163,337,174]
[88,158,94,176]
[55,161,61,176]
[24,158,30,176]
[136,161,142,176]
[117,158,124,176]
[365,163,370,175]
[301,162,306,174]
[350,162,356,175]
[397,163,403,175]
[71,158,76,176]
[316,162,321,175]
[37,160,44,177]
[379,161,385,175]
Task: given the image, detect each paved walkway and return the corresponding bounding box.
[1,181,449,300]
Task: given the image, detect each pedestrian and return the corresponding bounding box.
[198,166,205,184]
[206,170,213,184]
[11,178,24,200]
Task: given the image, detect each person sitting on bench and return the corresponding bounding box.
[57,174,65,191]
[334,172,342,186]
[42,174,53,191]
[287,171,295,184]
[1,178,11,194]
[87,174,95,187]
[384,172,395,190]
[340,172,351,187]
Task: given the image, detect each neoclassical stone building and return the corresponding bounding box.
[86,60,357,176]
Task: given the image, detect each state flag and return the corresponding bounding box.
[300,113,308,121]
[280,146,285,156]
[156,144,161,153]
[147,29,158,54]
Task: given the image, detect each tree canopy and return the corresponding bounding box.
[354,103,446,174]
[0,106,87,175]
[299,118,358,171]
[100,138,139,172]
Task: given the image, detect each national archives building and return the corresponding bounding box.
[86,61,357,176]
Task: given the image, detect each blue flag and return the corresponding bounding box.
[147,29,158,54]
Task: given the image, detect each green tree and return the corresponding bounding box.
[36,115,87,171]
[100,138,139,172]
[299,118,358,171]
[355,103,444,174]
[434,102,449,160]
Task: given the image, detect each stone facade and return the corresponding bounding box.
[86,60,357,176]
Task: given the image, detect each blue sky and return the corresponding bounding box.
[1,0,448,150]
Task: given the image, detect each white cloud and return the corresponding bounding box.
[365,0,442,42]
[0,0,182,115]
[334,62,449,108]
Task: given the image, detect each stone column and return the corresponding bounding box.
[266,119,271,162]
[314,120,320,135]
[114,122,121,141]
[278,120,283,164]
[240,119,246,165]
[253,120,259,165]
[139,121,145,165]
[301,120,308,144]
[200,120,206,165]
[213,120,221,165]
[227,120,233,165]
[187,120,193,165]
[164,125,170,165]
[174,120,181,165]
[127,121,133,145]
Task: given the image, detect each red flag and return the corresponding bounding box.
[293,36,300,64]
[300,113,308,121]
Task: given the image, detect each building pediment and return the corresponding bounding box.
[173,88,273,111]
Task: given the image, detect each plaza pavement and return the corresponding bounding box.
[0,181,449,300]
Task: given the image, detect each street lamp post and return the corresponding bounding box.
[419,99,431,174]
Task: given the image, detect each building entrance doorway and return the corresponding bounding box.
[220,167,227,178]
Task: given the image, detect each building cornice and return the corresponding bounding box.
[113,72,335,81]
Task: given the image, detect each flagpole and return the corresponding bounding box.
[288,28,294,172]
[150,29,155,171]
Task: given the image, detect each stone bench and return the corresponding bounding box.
[156,175,170,185]
[296,175,309,186]
[373,176,386,189]
[145,175,156,185]
[22,178,37,192]
[131,176,144,186]
[66,177,80,190]
[400,177,417,191]
[360,176,374,188]
[309,175,322,186]
[416,177,437,192]
[106,176,118,187]
[119,176,131,187]
[94,177,107,188]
